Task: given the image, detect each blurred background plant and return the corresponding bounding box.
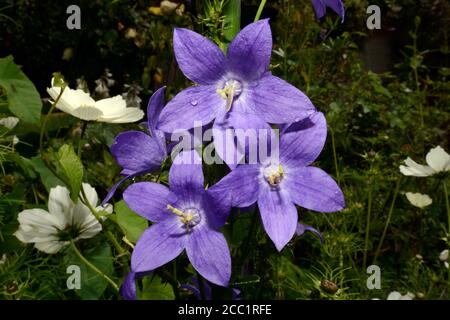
[0,0,449,300]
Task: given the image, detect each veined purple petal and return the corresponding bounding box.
[158,85,224,133]
[227,19,272,81]
[285,166,345,212]
[169,150,204,202]
[312,0,345,21]
[245,73,316,124]
[258,186,298,251]
[131,217,186,273]
[280,112,327,167]
[186,225,231,287]
[147,86,166,134]
[212,113,245,169]
[204,190,231,229]
[123,182,172,222]
[208,164,260,208]
[173,28,226,84]
[311,0,326,19]
[111,131,165,174]
[120,271,137,300]
[296,223,324,243]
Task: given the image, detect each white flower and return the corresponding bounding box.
[405,192,432,209]
[399,146,450,177]
[387,291,414,300]
[14,183,110,254]
[47,78,144,123]
[440,249,449,262]
[0,116,19,130]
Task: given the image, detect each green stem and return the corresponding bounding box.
[254,0,267,22]
[39,87,65,156]
[374,177,402,263]
[77,121,88,158]
[444,180,450,238]
[241,210,258,268]
[196,270,206,300]
[330,126,340,183]
[70,240,119,292]
[363,174,373,269]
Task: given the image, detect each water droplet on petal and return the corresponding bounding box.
[190,100,198,106]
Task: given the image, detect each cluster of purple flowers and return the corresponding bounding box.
[108,18,345,300]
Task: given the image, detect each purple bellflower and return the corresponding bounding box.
[102,87,167,205]
[208,112,345,251]
[157,19,316,166]
[311,0,345,21]
[119,150,231,300]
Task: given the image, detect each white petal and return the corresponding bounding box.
[405,192,432,209]
[94,95,127,117]
[399,158,434,177]
[47,86,95,115]
[71,106,104,121]
[34,240,68,254]
[72,202,102,240]
[99,107,144,123]
[80,183,99,208]
[387,291,402,300]
[0,116,19,130]
[17,208,61,233]
[440,249,449,262]
[426,146,450,172]
[48,186,73,227]
[445,262,449,269]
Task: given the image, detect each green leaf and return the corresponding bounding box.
[222,0,241,49]
[0,56,42,125]
[140,275,175,300]
[57,144,84,201]
[63,240,114,300]
[115,200,147,243]
[29,156,65,191]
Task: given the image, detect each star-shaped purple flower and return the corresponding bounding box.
[157,19,315,166]
[102,87,167,205]
[208,112,345,251]
[119,150,231,300]
[311,0,345,21]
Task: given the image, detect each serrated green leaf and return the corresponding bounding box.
[140,275,175,300]
[63,240,114,300]
[115,200,147,243]
[0,56,42,125]
[57,144,83,201]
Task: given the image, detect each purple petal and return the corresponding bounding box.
[285,166,345,212]
[258,187,298,251]
[296,223,324,243]
[169,150,204,203]
[131,217,186,273]
[173,28,226,84]
[120,271,137,300]
[325,0,345,21]
[204,190,231,229]
[227,19,272,81]
[207,164,260,208]
[111,131,165,173]
[147,86,166,134]
[212,115,245,169]
[280,112,327,167]
[102,171,145,206]
[186,225,231,287]
[158,85,224,133]
[311,0,326,19]
[180,284,202,300]
[245,73,316,124]
[123,182,172,222]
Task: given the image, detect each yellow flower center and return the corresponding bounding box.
[216,79,242,112]
[263,164,284,188]
[167,204,201,231]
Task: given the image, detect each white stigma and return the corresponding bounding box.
[217,79,243,112]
